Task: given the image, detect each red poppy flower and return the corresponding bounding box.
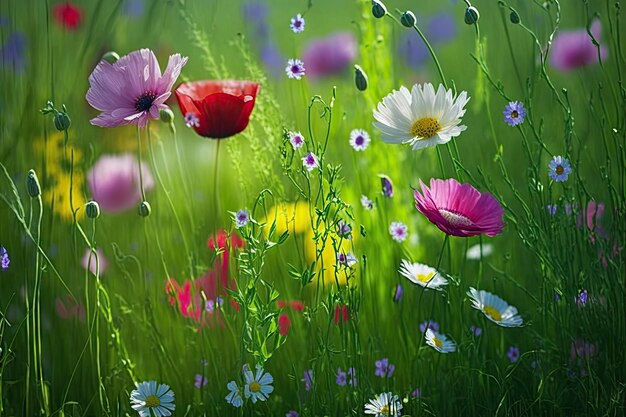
[175,80,260,139]
[334,304,349,324]
[278,314,291,336]
[53,2,83,30]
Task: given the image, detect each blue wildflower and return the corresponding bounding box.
[0,246,9,271]
[503,101,526,126]
[548,156,572,182]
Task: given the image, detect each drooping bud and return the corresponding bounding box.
[509,10,520,24]
[101,51,120,64]
[400,11,417,28]
[138,201,151,217]
[85,200,101,219]
[464,6,480,24]
[26,169,41,198]
[160,108,175,124]
[371,0,387,18]
[53,110,71,131]
[354,65,368,91]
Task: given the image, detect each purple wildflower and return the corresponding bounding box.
[302,152,319,171]
[548,156,572,182]
[336,368,347,386]
[576,289,588,306]
[398,31,429,68]
[507,346,520,363]
[337,221,352,239]
[1,246,9,271]
[547,204,557,215]
[379,174,394,197]
[360,195,374,210]
[374,358,395,378]
[302,369,313,391]
[426,12,457,43]
[0,31,26,73]
[286,411,299,417]
[349,129,371,151]
[347,367,357,386]
[290,13,305,33]
[302,32,357,79]
[337,252,357,267]
[411,388,421,398]
[469,325,482,337]
[122,0,144,18]
[184,112,200,128]
[389,221,408,243]
[286,58,306,80]
[503,101,526,126]
[195,374,208,388]
[288,131,305,149]
[86,49,188,128]
[234,209,250,228]
[550,19,608,72]
[393,284,403,302]
[419,320,439,334]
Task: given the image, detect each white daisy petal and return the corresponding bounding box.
[467,287,523,327]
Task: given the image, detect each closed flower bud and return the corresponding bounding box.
[53,111,71,131]
[371,0,387,18]
[509,10,520,24]
[26,169,41,198]
[85,200,100,219]
[160,108,175,124]
[138,201,151,217]
[354,65,368,91]
[400,11,417,28]
[464,6,480,24]
[101,51,120,64]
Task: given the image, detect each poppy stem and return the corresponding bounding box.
[213,140,221,225]
[136,125,146,202]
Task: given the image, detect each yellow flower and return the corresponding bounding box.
[265,202,358,286]
[43,172,86,221]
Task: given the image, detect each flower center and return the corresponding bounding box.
[380,405,390,415]
[355,136,364,145]
[250,382,261,393]
[483,305,502,321]
[433,337,443,348]
[417,272,434,283]
[411,117,442,139]
[291,65,301,74]
[511,110,519,118]
[439,209,474,227]
[145,395,160,408]
[135,91,157,112]
[555,165,564,175]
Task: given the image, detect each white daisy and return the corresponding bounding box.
[398,260,448,290]
[225,380,243,408]
[467,287,523,327]
[349,128,371,151]
[466,243,494,260]
[286,58,306,80]
[130,381,175,417]
[373,83,469,150]
[243,365,274,403]
[425,329,456,353]
[364,392,403,416]
[288,131,305,149]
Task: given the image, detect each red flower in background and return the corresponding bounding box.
[175,80,260,139]
[278,314,291,336]
[166,230,244,328]
[334,304,349,324]
[53,2,83,30]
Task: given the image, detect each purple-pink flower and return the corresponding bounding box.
[507,346,520,363]
[80,247,109,276]
[86,48,187,128]
[549,19,608,72]
[414,178,505,237]
[87,153,154,212]
[302,369,313,391]
[374,358,394,378]
[302,32,357,79]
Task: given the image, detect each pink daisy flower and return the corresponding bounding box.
[86,48,188,128]
[414,178,505,237]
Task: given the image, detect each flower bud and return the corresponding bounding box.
[509,10,520,24]
[354,65,368,91]
[371,0,387,18]
[138,201,151,217]
[85,200,100,219]
[53,111,71,131]
[26,169,41,198]
[160,108,175,124]
[101,51,120,64]
[464,6,480,24]
[400,11,417,28]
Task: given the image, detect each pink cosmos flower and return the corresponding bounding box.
[302,32,357,79]
[414,178,505,237]
[80,247,109,276]
[86,48,187,128]
[87,153,154,213]
[549,19,608,72]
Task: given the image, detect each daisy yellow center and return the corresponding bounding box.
[380,405,390,415]
[483,305,502,321]
[433,337,443,349]
[250,382,261,393]
[555,165,564,175]
[411,117,441,139]
[417,272,435,283]
[145,395,160,408]
[439,209,474,227]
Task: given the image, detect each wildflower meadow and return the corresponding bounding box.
[1,0,625,416]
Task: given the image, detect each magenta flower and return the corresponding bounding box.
[81,247,109,276]
[86,49,187,128]
[302,32,357,79]
[414,178,505,237]
[549,19,608,72]
[87,153,154,212]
